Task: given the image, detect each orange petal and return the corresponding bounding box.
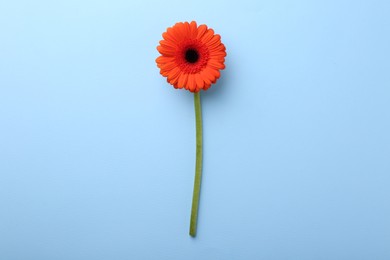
[209,68,221,79]
[160,61,177,73]
[208,59,225,70]
[182,22,192,40]
[162,32,176,42]
[178,73,189,89]
[196,24,208,39]
[170,78,179,89]
[209,51,227,59]
[209,57,225,64]
[195,73,204,90]
[159,39,178,49]
[200,69,213,85]
[156,56,175,64]
[168,23,185,42]
[203,82,212,90]
[209,44,226,52]
[201,28,214,42]
[168,70,181,86]
[187,74,196,92]
[189,21,198,39]
[157,45,175,56]
[206,34,221,47]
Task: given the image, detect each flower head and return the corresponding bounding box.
[156,21,226,92]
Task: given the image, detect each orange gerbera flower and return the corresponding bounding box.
[156,21,226,92]
[156,21,227,237]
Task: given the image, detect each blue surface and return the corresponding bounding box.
[1,0,390,259]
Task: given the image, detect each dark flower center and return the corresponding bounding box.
[185,49,199,63]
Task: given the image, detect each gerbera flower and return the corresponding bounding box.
[156,21,227,238]
[156,21,226,92]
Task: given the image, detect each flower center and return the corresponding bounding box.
[176,39,209,74]
[185,49,199,63]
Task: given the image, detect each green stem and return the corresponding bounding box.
[190,91,203,237]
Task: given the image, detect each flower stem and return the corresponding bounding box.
[190,91,203,237]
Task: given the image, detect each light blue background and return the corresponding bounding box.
[1,0,389,259]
